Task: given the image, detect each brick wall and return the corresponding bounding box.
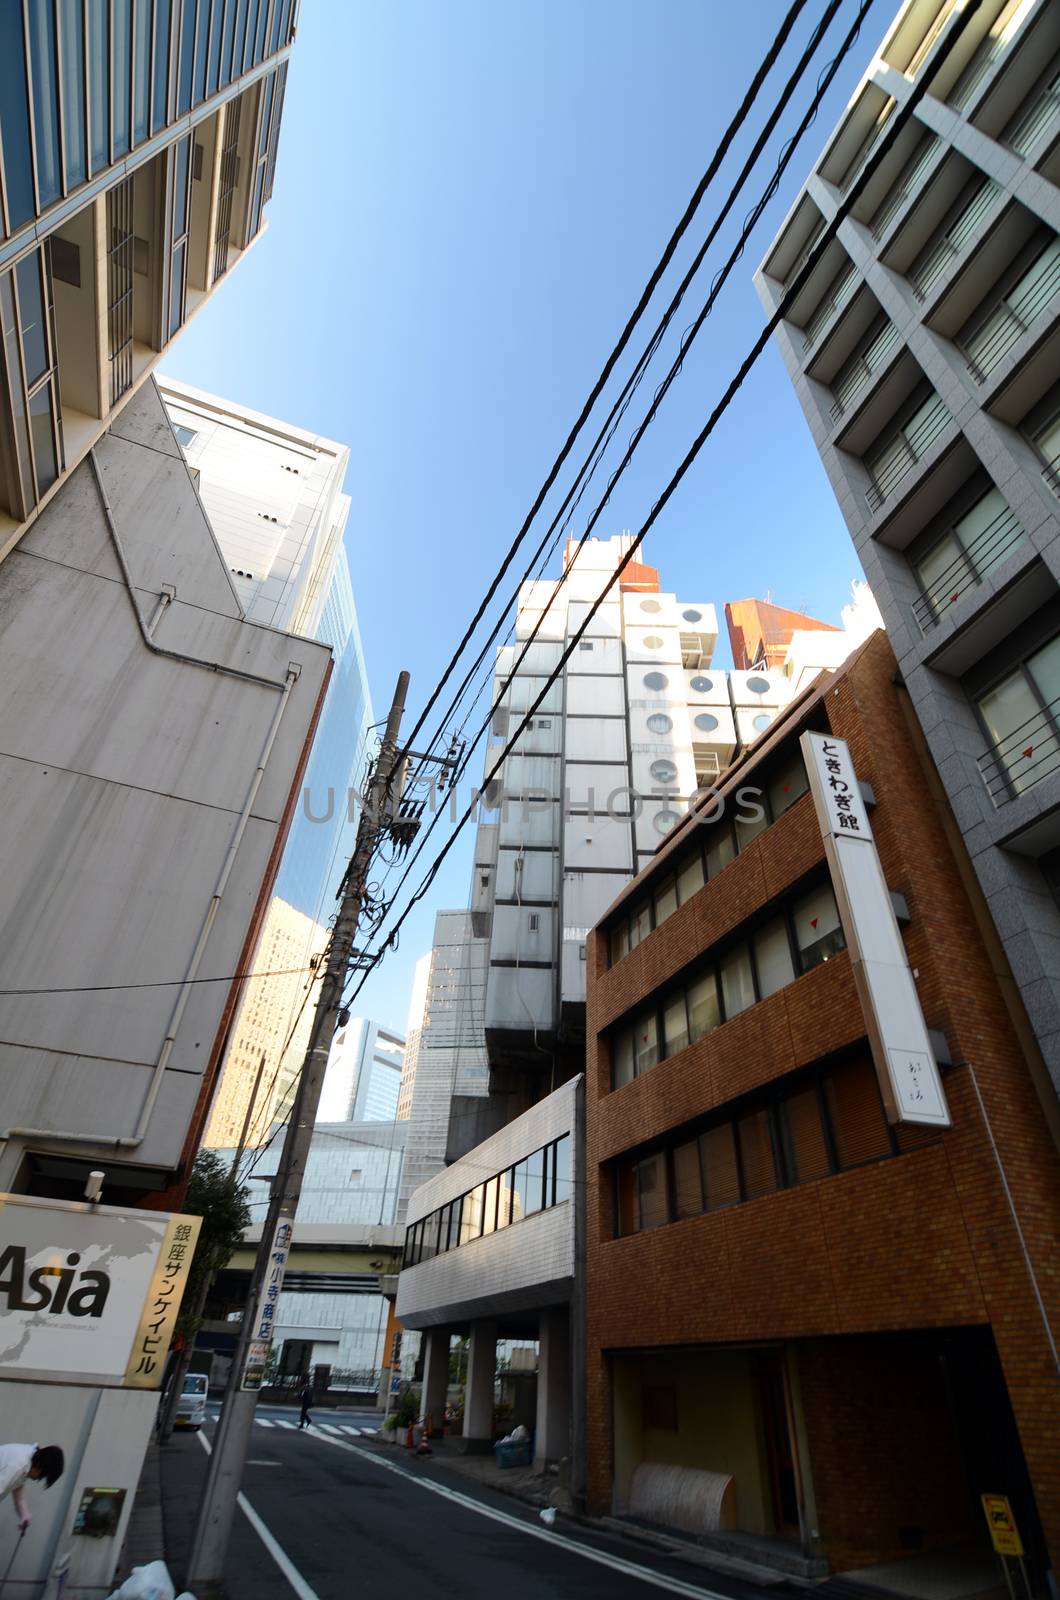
[584,633,1060,1565]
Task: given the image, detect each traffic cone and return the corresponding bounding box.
[405,1422,414,1450]
[416,1414,432,1455]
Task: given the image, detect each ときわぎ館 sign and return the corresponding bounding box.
[0,1193,200,1387]
[801,731,951,1129]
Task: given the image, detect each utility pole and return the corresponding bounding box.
[186,671,411,1593]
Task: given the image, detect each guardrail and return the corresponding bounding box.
[964,251,1060,382]
[978,698,1060,807]
[911,507,1024,631]
[865,394,951,511]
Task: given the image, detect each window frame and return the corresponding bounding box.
[610,1054,920,1240]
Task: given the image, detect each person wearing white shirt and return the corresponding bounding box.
[0,1444,64,1530]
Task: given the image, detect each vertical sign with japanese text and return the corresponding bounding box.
[801,731,951,1128]
[241,1217,293,1389]
[124,1212,202,1386]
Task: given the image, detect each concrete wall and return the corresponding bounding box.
[0,381,331,1185]
[397,1076,578,1328]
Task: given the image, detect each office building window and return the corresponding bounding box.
[402,1132,573,1268]
[614,1054,936,1236]
[608,878,846,1089]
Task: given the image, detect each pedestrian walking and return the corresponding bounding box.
[0,1444,64,1530]
[298,1382,313,1430]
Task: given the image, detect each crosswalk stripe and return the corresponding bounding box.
[256,1419,276,1428]
[274,1420,296,1430]
[319,1424,342,1435]
[340,1427,361,1436]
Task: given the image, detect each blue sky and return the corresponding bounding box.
[163,0,886,1032]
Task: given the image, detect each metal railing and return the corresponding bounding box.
[910,181,1000,301]
[865,394,952,511]
[803,264,857,353]
[870,136,940,241]
[1041,449,1060,498]
[949,32,1005,112]
[964,249,1060,381]
[912,507,1025,632]
[978,696,1060,806]
[269,1368,382,1393]
[1005,69,1060,159]
[830,321,900,420]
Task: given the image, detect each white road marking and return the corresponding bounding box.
[256,1419,276,1429]
[273,1420,296,1430]
[318,1424,343,1435]
[340,1426,361,1436]
[303,1430,733,1599]
[196,1432,321,1600]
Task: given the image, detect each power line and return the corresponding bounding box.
[396,0,814,767]
[343,0,982,1011]
[0,963,319,997]
[340,0,879,1000]
[417,0,858,770]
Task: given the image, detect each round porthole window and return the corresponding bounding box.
[653,809,682,835]
[682,608,703,623]
[650,758,678,783]
[694,712,719,733]
[689,674,713,694]
[647,713,673,735]
[640,598,662,613]
[747,675,770,694]
[642,634,665,649]
[643,670,668,691]
[753,712,773,732]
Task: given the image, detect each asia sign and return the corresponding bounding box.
[801,732,951,1129]
[0,1193,200,1388]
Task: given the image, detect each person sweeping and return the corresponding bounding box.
[0,1444,64,1531]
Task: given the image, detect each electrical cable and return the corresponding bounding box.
[395,0,814,766]
[416,0,859,770]
[0,964,318,997]
[342,0,982,1012]
[338,0,882,1001]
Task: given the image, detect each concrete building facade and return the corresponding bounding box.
[756,0,1060,1101]
[214,1121,406,1382]
[156,382,374,1148]
[396,1077,578,1466]
[584,631,1060,1579]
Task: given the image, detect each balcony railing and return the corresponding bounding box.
[865,394,952,511]
[912,507,1025,632]
[870,136,940,241]
[803,264,857,353]
[830,321,900,420]
[963,248,1060,382]
[909,181,1000,301]
[1005,68,1060,159]
[978,696,1060,806]
[1041,449,1060,498]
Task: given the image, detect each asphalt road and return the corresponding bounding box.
[157,1403,785,1600]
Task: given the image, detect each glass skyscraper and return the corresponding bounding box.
[0,1,294,552]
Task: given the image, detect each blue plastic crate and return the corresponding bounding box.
[494,1439,532,1468]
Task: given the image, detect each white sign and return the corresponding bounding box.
[240,1215,293,1388]
[801,732,950,1128]
[802,732,873,840]
[0,1194,200,1387]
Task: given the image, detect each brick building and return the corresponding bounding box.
[584,630,1060,1581]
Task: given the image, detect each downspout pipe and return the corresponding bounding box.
[1,448,304,1151]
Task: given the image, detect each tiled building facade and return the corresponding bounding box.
[584,631,1060,1576]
